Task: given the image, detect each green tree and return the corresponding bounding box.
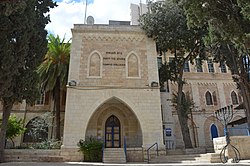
[0,0,56,162]
[139,0,206,148]
[177,0,250,128]
[0,116,26,147]
[37,34,71,140]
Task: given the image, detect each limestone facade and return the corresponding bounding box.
[62,25,164,154]
[161,52,246,150]
[0,24,247,162]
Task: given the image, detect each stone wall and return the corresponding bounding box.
[4,149,62,162]
[213,136,250,159]
[126,148,143,162]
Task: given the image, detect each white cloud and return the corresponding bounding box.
[46,0,147,40]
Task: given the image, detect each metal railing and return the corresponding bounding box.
[123,136,127,161]
[102,141,104,162]
[147,142,159,163]
[165,140,175,150]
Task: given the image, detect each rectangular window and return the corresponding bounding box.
[207,59,215,73]
[169,57,174,64]
[220,62,227,73]
[35,91,45,105]
[157,57,162,69]
[183,60,190,72]
[195,58,203,72]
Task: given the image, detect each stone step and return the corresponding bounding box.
[166,149,185,155]
[149,153,220,164]
[103,148,126,163]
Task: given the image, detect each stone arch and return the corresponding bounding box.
[231,91,239,105]
[87,50,102,77]
[203,116,223,147]
[85,96,143,148]
[210,124,219,140]
[126,51,140,78]
[205,91,213,105]
[23,117,48,143]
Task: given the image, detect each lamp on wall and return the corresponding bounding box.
[151,81,159,87]
[68,80,77,86]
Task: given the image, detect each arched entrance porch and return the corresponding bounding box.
[85,97,143,148]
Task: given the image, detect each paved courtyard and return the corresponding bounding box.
[1,161,250,166]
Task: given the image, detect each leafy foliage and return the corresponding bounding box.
[32,139,62,149]
[177,0,250,127]
[77,137,103,162]
[139,0,206,148]
[37,34,71,92]
[172,92,195,118]
[0,0,57,103]
[0,116,26,141]
[27,112,53,142]
[0,0,56,162]
[37,34,71,140]
[177,0,250,49]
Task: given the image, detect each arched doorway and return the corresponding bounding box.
[210,124,218,140]
[105,115,121,148]
[85,97,143,148]
[23,117,48,143]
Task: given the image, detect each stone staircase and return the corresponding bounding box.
[103,148,126,163]
[150,153,220,164]
[147,149,221,164]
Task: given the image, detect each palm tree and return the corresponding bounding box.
[37,34,71,140]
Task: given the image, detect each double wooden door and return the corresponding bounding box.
[105,115,121,148]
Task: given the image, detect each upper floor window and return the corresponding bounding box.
[36,91,45,105]
[220,62,227,73]
[183,60,190,72]
[205,91,213,105]
[195,58,203,72]
[88,51,102,77]
[212,91,218,105]
[157,57,162,69]
[127,53,140,77]
[207,59,215,73]
[168,57,174,65]
[231,91,239,105]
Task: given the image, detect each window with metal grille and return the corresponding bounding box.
[207,59,215,73]
[195,58,203,72]
[35,91,45,105]
[220,62,227,73]
[183,60,190,72]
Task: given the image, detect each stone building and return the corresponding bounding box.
[160,52,246,151]
[0,23,246,162]
[61,23,245,161]
[62,24,164,161]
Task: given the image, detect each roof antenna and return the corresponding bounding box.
[140,0,142,16]
[84,0,88,24]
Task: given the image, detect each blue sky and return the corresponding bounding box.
[46,0,147,40]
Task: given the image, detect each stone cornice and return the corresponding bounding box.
[82,34,145,42]
[72,24,146,42]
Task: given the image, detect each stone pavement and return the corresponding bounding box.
[1,161,250,166]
